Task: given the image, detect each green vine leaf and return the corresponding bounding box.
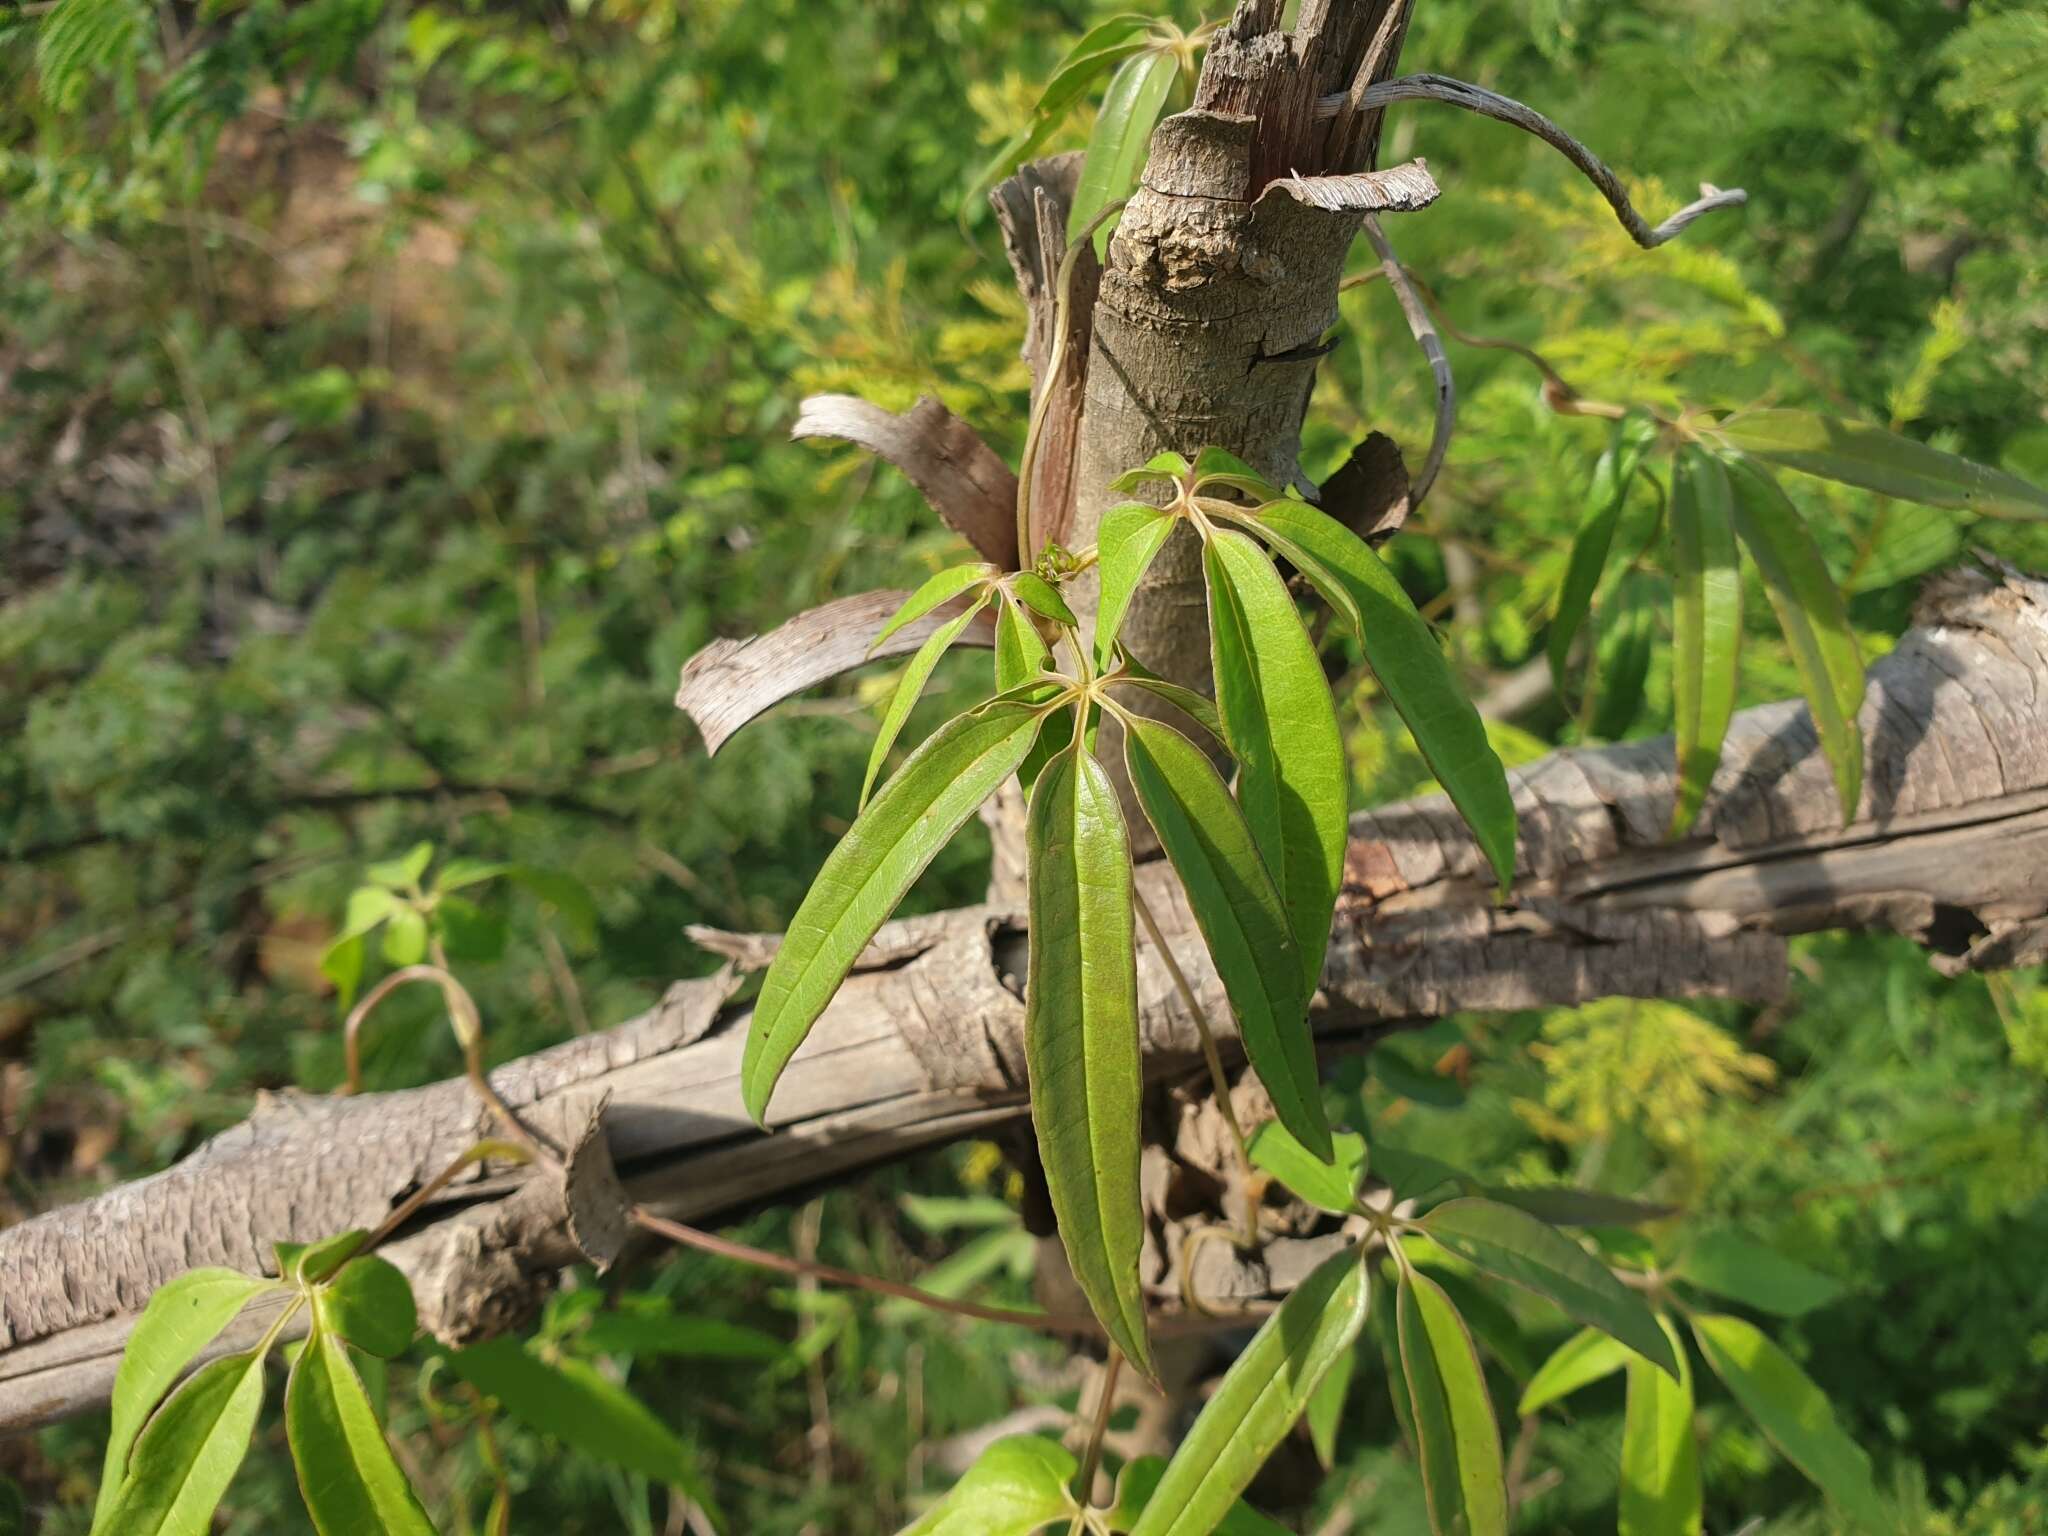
[1590,569,1659,740]
[897,1434,1079,1535]
[314,1254,417,1359]
[96,1270,279,1529]
[1550,412,1659,692]
[285,1324,436,1536]
[1418,1199,1678,1377]
[1691,1313,1888,1530]
[742,699,1046,1122]
[1668,445,1743,837]
[873,564,996,651]
[1247,1120,1367,1215]
[92,1347,272,1536]
[1109,1457,1292,1533]
[1121,714,1326,1160]
[1069,47,1177,251]
[1675,1231,1846,1317]
[1191,447,1278,502]
[1009,571,1076,628]
[862,594,992,808]
[1399,1268,1508,1536]
[1202,528,1346,1002]
[1518,1325,1632,1416]
[1109,451,1193,493]
[1024,747,1151,1376]
[1094,502,1177,667]
[994,593,1052,692]
[1723,451,1865,821]
[1621,1316,1701,1536]
[966,16,1152,207]
[1127,1248,1369,1535]
[1241,497,1517,892]
[1713,408,2048,519]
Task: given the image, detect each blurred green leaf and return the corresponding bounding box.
[1668,445,1742,837]
[1714,409,2048,519]
[1620,1315,1701,1536]
[898,1435,1077,1536]
[1519,1325,1632,1416]
[1552,413,1660,693]
[1678,1231,1846,1317]
[873,564,995,651]
[314,1255,416,1359]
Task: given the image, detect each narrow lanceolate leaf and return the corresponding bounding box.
[1192,446,1279,502]
[899,1435,1078,1536]
[1305,1343,1357,1471]
[742,701,1045,1122]
[873,563,994,651]
[1108,450,1192,493]
[1069,47,1178,250]
[1677,1232,1846,1317]
[449,1338,717,1508]
[1203,529,1347,999]
[1122,715,1326,1160]
[966,14,1151,204]
[1483,1187,1674,1228]
[286,1325,435,1536]
[1399,1270,1508,1536]
[1691,1313,1888,1530]
[1714,408,2048,520]
[1419,1200,1678,1378]
[1723,452,1865,822]
[1621,1316,1701,1536]
[862,595,991,808]
[1248,1120,1367,1215]
[1094,502,1177,666]
[97,1270,277,1528]
[94,1348,270,1536]
[1518,1326,1632,1416]
[1025,749,1151,1376]
[1128,1248,1369,1536]
[1551,413,1659,691]
[1107,667,1225,747]
[994,594,1051,692]
[1109,1459,1293,1535]
[1010,571,1077,628]
[1668,447,1743,837]
[1590,570,1659,740]
[1244,499,1517,892]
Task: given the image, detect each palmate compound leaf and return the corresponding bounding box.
[1518,1326,1633,1416]
[1418,1200,1679,1378]
[861,593,993,808]
[1202,528,1347,1002]
[1722,451,1866,822]
[897,1435,1078,1536]
[1025,746,1151,1375]
[1668,445,1743,837]
[1069,46,1179,252]
[742,698,1048,1123]
[1237,497,1517,893]
[1690,1313,1889,1531]
[1621,1316,1701,1536]
[873,563,995,651]
[1120,714,1329,1161]
[96,1270,281,1529]
[1713,408,2048,520]
[1550,412,1660,693]
[1094,501,1178,668]
[93,1347,271,1536]
[1127,1248,1369,1536]
[285,1322,436,1536]
[1399,1268,1508,1536]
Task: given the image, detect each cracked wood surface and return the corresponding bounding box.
[8,561,2048,1434]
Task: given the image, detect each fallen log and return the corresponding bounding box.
[6,560,2048,1436]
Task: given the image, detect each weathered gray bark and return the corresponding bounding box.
[10,561,2048,1434]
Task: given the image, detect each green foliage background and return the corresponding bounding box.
[2,0,2045,1530]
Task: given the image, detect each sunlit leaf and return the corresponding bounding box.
[1106,668,1226,747]
[1723,452,1864,821]
[1668,446,1742,837]
[1678,1232,1846,1317]
[1590,569,1658,740]
[1690,1313,1888,1529]
[97,1270,278,1528]
[1518,1326,1632,1416]
[1621,1316,1701,1536]
[1127,1248,1369,1534]
[448,1338,717,1510]
[1025,748,1150,1375]
[1109,1457,1292,1534]
[897,1434,1078,1535]
[742,700,1046,1122]
[965,15,1152,204]
[1399,1269,1507,1536]
[1109,450,1193,493]
[872,563,994,651]
[1418,1200,1678,1377]
[1094,502,1177,666]
[1305,1343,1357,1471]
[93,1348,270,1536]
[995,594,1052,693]
[1121,713,1325,1159]
[1069,47,1178,252]
[1714,409,2048,519]
[1010,571,1077,628]
[1203,529,1346,1000]
[861,595,992,808]
[1248,1120,1367,1215]
[285,1324,435,1536]
[314,1255,417,1359]
[1241,498,1516,892]
[366,842,434,889]
[1551,413,1659,692]
[1192,447,1279,501]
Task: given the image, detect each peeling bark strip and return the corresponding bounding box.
[790,394,1021,568]
[675,589,995,756]
[11,563,2048,1435]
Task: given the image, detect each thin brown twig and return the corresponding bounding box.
[1070,1348,1125,1521]
[1362,216,1453,512]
